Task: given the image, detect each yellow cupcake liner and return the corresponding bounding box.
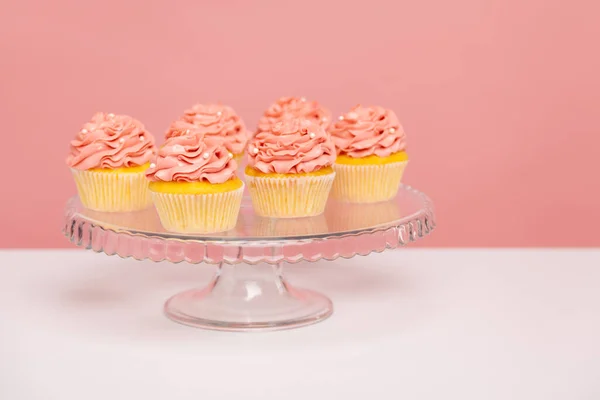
[234,153,247,173]
[244,172,335,218]
[71,168,152,212]
[233,153,244,163]
[331,161,408,203]
[150,185,244,233]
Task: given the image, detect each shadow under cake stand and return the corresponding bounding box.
[63,184,436,332]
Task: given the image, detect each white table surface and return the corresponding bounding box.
[0,249,599,400]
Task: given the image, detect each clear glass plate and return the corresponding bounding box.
[63,184,436,331]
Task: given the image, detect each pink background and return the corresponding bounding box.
[1,0,599,248]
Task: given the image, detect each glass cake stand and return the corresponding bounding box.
[63,184,436,331]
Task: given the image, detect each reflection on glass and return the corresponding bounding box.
[325,199,402,231]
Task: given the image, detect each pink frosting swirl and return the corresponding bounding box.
[329,105,407,158]
[164,120,223,147]
[164,120,198,139]
[167,103,247,155]
[247,118,336,174]
[66,113,157,170]
[257,97,331,133]
[146,134,237,184]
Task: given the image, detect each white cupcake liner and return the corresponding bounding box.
[244,172,335,218]
[150,184,244,233]
[71,168,152,212]
[331,161,408,203]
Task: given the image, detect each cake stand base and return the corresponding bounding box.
[164,262,333,332]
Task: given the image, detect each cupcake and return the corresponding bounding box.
[66,112,157,212]
[257,96,331,133]
[146,133,244,233]
[329,105,408,203]
[164,120,199,140]
[245,118,336,218]
[167,103,248,162]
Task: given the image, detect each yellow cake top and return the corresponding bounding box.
[245,166,334,178]
[335,151,408,165]
[149,178,243,194]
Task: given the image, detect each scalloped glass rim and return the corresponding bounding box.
[63,184,436,265]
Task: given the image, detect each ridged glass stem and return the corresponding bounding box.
[210,261,288,304]
[163,259,333,331]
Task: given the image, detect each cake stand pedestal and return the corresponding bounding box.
[63,184,435,331]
